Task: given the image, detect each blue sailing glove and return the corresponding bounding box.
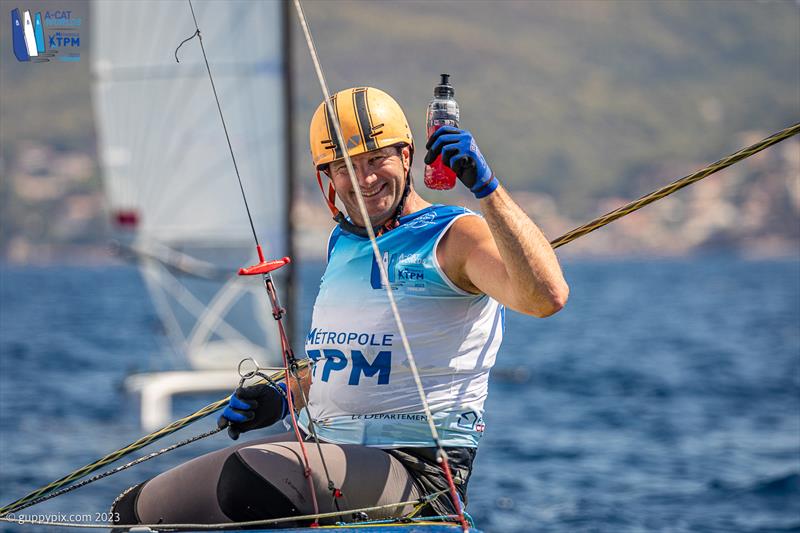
[217,382,288,440]
[424,126,499,199]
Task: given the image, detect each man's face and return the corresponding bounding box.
[327,145,411,227]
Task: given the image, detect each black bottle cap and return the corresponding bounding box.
[434,73,454,98]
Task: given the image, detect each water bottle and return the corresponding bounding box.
[424,74,460,190]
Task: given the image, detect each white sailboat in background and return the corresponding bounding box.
[91,0,294,430]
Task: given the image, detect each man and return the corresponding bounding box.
[112,87,568,527]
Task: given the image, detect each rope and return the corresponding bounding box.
[263,277,323,521]
[0,490,451,530]
[550,122,800,249]
[291,1,469,530]
[292,366,345,511]
[0,363,307,517]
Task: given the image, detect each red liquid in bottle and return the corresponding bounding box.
[424,124,458,190]
[424,74,460,190]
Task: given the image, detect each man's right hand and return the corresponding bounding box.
[424,126,499,199]
[217,382,288,440]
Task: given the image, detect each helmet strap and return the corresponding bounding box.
[380,168,413,234]
[316,170,340,218]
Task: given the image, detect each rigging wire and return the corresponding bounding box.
[0,363,306,517]
[291,366,345,511]
[262,277,330,520]
[175,2,259,247]
[0,428,224,513]
[550,122,800,249]
[291,0,469,530]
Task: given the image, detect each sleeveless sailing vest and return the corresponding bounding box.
[300,204,504,448]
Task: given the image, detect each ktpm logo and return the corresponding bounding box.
[10,8,80,63]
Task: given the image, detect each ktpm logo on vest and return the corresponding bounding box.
[10,7,81,63]
[370,251,426,290]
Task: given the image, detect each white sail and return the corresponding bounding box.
[91,0,290,371]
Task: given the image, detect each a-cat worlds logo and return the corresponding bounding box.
[10,7,82,63]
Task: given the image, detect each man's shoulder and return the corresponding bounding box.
[423,203,484,232]
[429,203,477,218]
[443,208,489,241]
[434,208,490,295]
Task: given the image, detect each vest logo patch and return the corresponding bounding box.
[370,251,426,290]
[397,267,423,280]
[370,251,396,289]
[405,211,436,229]
[457,411,485,432]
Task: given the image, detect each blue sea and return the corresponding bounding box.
[0,258,798,532]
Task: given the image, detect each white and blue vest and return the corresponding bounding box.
[300,204,504,448]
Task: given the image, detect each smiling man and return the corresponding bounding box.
[112,87,568,527]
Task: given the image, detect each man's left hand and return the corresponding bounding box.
[217,382,288,440]
[424,126,499,199]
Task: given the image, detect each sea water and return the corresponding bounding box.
[0,257,798,532]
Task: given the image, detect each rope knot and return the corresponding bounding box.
[174,29,200,63]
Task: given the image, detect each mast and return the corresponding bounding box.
[282,0,297,341]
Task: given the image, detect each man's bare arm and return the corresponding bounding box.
[479,185,568,316]
[439,185,568,317]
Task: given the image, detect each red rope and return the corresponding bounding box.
[266,280,321,525]
[438,450,469,532]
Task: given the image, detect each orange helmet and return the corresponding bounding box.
[309,87,413,170]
